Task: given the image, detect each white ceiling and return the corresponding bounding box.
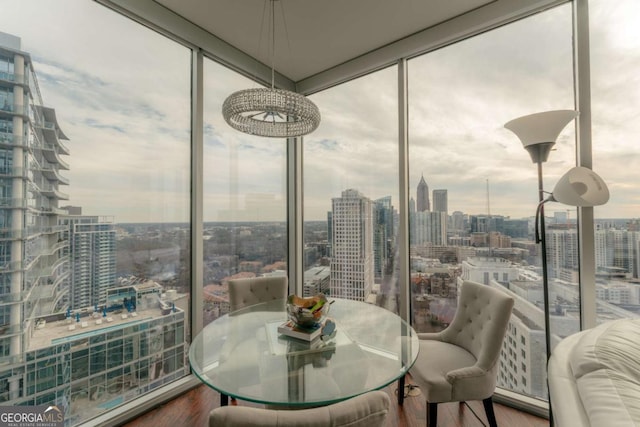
[153,0,496,82]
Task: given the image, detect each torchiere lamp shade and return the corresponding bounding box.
[550,166,610,207]
[504,110,578,163]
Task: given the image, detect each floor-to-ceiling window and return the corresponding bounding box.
[407,4,574,401]
[0,2,191,424]
[303,66,399,313]
[589,0,640,324]
[4,0,636,423]
[202,59,288,326]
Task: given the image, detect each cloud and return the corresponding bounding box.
[1,0,637,223]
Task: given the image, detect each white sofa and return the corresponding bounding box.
[548,318,640,427]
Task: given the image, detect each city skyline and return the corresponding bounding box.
[3,2,639,424]
[0,1,637,223]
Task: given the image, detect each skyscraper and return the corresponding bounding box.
[61,215,116,310]
[0,32,70,367]
[416,175,430,212]
[411,211,447,245]
[330,189,374,301]
[432,189,448,215]
[373,196,393,279]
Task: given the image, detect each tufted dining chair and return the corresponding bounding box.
[228,276,289,312]
[409,280,514,427]
[209,390,390,427]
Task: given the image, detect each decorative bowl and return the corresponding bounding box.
[286,294,330,328]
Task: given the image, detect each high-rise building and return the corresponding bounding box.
[373,196,393,279]
[432,189,448,215]
[546,229,579,279]
[19,281,187,425]
[416,175,430,212]
[411,211,447,246]
[330,189,374,301]
[450,210,465,233]
[61,215,116,310]
[0,34,188,424]
[326,210,333,257]
[0,32,70,369]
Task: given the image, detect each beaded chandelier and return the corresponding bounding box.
[222,0,321,138]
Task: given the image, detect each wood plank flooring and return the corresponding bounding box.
[121,379,549,427]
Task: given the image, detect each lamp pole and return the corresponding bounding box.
[536,161,553,364]
[537,167,554,427]
[505,110,580,427]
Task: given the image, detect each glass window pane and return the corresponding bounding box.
[590,0,640,323]
[202,59,287,325]
[408,5,573,401]
[0,1,191,424]
[305,67,399,313]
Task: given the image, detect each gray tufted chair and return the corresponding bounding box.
[228,276,289,312]
[409,280,514,427]
[209,390,390,427]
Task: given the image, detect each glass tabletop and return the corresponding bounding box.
[189,298,419,407]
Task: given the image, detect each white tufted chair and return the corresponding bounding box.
[209,390,390,427]
[228,276,288,312]
[409,280,514,427]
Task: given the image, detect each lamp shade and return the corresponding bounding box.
[504,110,578,163]
[550,166,610,207]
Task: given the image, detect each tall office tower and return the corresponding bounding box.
[409,197,416,214]
[0,33,70,373]
[595,229,608,272]
[373,196,393,279]
[604,229,638,277]
[326,211,333,257]
[61,215,116,310]
[450,210,465,233]
[503,219,529,239]
[546,229,579,280]
[330,189,374,301]
[432,189,448,215]
[470,215,505,234]
[416,175,430,212]
[411,211,447,246]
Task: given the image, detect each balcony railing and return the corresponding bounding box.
[38,206,68,215]
[39,183,70,200]
[40,144,70,170]
[38,167,70,185]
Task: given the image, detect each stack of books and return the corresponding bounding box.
[277,320,323,342]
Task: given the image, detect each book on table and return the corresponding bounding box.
[277,320,323,342]
[266,320,353,357]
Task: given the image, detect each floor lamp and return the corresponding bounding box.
[505,110,610,426]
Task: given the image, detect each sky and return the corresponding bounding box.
[0,0,638,223]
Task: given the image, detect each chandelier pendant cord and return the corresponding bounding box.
[270,0,275,90]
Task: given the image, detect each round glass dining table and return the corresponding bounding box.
[189,298,419,407]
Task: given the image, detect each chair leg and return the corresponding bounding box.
[427,402,438,427]
[397,375,405,405]
[482,397,498,427]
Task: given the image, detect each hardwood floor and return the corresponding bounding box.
[121,379,549,427]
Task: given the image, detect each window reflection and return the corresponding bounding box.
[408,5,574,400]
[304,67,399,313]
[0,2,191,424]
[202,59,288,326]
